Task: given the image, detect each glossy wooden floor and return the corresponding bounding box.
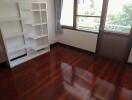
[0,43,132,100]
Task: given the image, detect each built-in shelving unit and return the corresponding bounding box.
[0,0,49,68]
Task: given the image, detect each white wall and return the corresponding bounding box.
[57,29,98,53]
[47,0,57,44]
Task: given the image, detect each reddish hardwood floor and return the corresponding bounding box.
[0,43,132,100]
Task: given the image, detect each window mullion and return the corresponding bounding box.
[73,0,77,29]
[99,0,109,32]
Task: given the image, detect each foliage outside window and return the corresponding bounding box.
[105,0,132,33]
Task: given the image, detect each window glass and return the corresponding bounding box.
[105,0,132,33]
[61,0,74,26]
[77,0,103,16]
[76,17,101,32]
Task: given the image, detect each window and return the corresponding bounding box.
[61,0,103,32]
[105,0,132,33]
[76,0,103,32]
[61,0,132,34]
[61,0,74,27]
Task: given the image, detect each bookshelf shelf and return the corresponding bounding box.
[7,45,27,54]
[32,44,49,51]
[28,34,48,39]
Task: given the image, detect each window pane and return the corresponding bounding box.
[77,0,103,16]
[105,0,132,33]
[61,0,74,26]
[76,17,101,32]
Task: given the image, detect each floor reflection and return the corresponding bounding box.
[61,63,91,100]
[61,62,116,100]
[119,88,132,100]
[93,78,115,100]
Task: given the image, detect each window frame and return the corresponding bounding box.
[62,0,76,30]
[61,0,131,35]
[62,0,103,33]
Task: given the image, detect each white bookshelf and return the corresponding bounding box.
[19,0,50,65]
[0,0,49,68]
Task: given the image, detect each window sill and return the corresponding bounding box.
[103,30,129,37]
[62,26,99,34]
[62,27,130,37]
[76,29,99,34]
[62,26,74,30]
